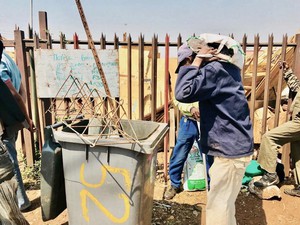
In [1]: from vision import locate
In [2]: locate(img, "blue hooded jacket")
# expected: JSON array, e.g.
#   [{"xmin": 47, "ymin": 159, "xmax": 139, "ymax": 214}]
[{"xmin": 175, "ymin": 61, "xmax": 253, "ymax": 158}]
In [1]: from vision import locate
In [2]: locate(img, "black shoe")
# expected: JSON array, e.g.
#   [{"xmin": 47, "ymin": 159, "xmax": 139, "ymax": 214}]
[
  {"xmin": 254, "ymin": 172, "xmax": 279, "ymax": 187},
  {"xmin": 284, "ymin": 186, "xmax": 300, "ymax": 197},
  {"xmin": 164, "ymin": 185, "xmax": 183, "ymax": 200},
  {"xmin": 20, "ymin": 201, "xmax": 31, "ymax": 212}
]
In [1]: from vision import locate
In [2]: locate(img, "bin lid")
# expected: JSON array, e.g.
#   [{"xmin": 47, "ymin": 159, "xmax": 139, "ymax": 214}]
[{"xmin": 53, "ymin": 119, "xmax": 169, "ymax": 154}]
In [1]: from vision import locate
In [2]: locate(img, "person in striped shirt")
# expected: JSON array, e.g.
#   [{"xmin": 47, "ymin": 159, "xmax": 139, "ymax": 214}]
[{"xmin": 255, "ymin": 61, "xmax": 300, "ymax": 197}]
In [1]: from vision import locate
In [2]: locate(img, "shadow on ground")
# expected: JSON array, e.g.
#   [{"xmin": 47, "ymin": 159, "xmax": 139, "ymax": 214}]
[{"xmin": 152, "ymin": 199, "xmax": 202, "ymax": 225}]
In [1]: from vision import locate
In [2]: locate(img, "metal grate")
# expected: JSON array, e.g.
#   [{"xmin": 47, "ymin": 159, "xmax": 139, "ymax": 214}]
[{"xmin": 46, "ymin": 74, "xmax": 141, "ymax": 147}]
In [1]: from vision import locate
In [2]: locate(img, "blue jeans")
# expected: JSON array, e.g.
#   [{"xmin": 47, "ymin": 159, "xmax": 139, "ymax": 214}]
[
  {"xmin": 3, "ymin": 133, "xmax": 30, "ymax": 209},
  {"xmin": 169, "ymin": 117, "xmax": 204, "ymax": 188}
]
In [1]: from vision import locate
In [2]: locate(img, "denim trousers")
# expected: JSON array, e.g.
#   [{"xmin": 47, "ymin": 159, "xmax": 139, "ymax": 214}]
[
  {"xmin": 3, "ymin": 133, "xmax": 30, "ymax": 209},
  {"xmin": 169, "ymin": 116, "xmax": 201, "ymax": 188}
]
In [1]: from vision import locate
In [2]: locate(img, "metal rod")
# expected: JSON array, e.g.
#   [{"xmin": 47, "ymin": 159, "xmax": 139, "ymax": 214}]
[
  {"xmin": 75, "ymin": 0, "xmax": 122, "ymax": 133},
  {"xmin": 75, "ymin": 0, "xmax": 115, "ymax": 110}
]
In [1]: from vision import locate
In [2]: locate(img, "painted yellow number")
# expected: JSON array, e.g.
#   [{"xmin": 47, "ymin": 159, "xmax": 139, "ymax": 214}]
[{"xmin": 79, "ymin": 163, "xmax": 131, "ymax": 223}]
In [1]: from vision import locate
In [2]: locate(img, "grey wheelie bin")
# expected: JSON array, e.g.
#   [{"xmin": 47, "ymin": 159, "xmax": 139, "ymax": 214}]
[{"xmin": 53, "ymin": 119, "xmax": 168, "ymax": 225}]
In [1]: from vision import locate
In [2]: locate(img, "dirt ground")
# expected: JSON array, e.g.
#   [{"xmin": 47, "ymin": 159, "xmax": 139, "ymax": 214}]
[{"xmin": 22, "ymin": 152, "xmax": 300, "ymax": 225}]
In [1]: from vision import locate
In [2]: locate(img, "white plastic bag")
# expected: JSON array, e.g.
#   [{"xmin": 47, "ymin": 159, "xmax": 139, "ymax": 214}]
[
  {"xmin": 183, "ymin": 141, "xmax": 206, "ymax": 191},
  {"xmin": 187, "ymin": 33, "xmax": 245, "ymax": 69}
]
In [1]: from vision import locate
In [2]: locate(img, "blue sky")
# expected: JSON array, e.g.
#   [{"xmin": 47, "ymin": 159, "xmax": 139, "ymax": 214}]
[{"xmin": 1, "ymin": 0, "xmax": 300, "ymax": 43}]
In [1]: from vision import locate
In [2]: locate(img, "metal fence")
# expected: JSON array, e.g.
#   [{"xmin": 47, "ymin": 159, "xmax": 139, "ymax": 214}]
[{"xmin": 2, "ymin": 11, "xmax": 300, "ymax": 177}]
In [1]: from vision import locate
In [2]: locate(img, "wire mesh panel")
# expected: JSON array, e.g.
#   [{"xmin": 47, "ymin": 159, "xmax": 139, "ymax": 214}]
[{"xmin": 46, "ymin": 74, "xmax": 141, "ymax": 147}]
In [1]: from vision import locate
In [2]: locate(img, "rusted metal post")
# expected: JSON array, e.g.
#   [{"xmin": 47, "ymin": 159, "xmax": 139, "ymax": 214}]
[
  {"xmin": 241, "ymin": 34, "xmax": 247, "ymax": 83},
  {"xmin": 249, "ymin": 35, "xmax": 259, "ymax": 122},
  {"xmin": 100, "ymin": 33, "xmax": 106, "ymax": 49},
  {"xmin": 138, "ymin": 34, "xmax": 145, "ymax": 120},
  {"xmin": 38, "ymin": 11, "xmax": 53, "ymax": 135},
  {"xmin": 293, "ymin": 33, "xmax": 300, "ymax": 80},
  {"xmin": 14, "ymin": 29, "xmax": 35, "ymax": 166},
  {"xmin": 164, "ymin": 34, "xmax": 170, "ymax": 182},
  {"xmin": 38, "ymin": 11, "xmax": 48, "ymax": 49},
  {"xmin": 114, "ymin": 34, "xmax": 121, "ymax": 119},
  {"xmin": 261, "ymin": 34, "xmax": 273, "ymax": 135},
  {"xmin": 27, "ymin": 24, "xmax": 43, "ymax": 152},
  {"xmin": 60, "ymin": 32, "xmax": 66, "ymax": 49},
  {"xmin": 151, "ymin": 35, "xmax": 158, "ymax": 121},
  {"xmin": 175, "ymin": 34, "xmax": 182, "ymax": 131},
  {"xmin": 114, "ymin": 33, "xmax": 119, "ymax": 50},
  {"xmin": 73, "ymin": 33, "xmax": 79, "ymax": 49},
  {"xmin": 100, "ymin": 34, "xmax": 108, "ymax": 116},
  {"xmin": 127, "ymin": 34, "xmax": 132, "ymax": 119},
  {"xmin": 274, "ymin": 35, "xmax": 287, "ymax": 128},
  {"xmin": 33, "ymin": 32, "xmax": 46, "ymax": 147}
]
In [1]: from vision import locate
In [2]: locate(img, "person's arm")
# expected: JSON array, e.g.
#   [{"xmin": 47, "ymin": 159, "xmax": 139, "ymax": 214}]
[
  {"xmin": 173, "ymin": 99, "xmax": 198, "ymax": 116},
  {"xmin": 175, "ymin": 43, "xmax": 221, "ymax": 103},
  {"xmin": 4, "ymin": 80, "xmax": 35, "ymax": 132},
  {"xmin": 175, "ymin": 62, "xmax": 220, "ymax": 103},
  {"xmin": 280, "ymin": 61, "xmax": 300, "ymax": 93},
  {"xmin": 283, "ymin": 69, "xmax": 300, "ymax": 93},
  {"xmin": 191, "ymin": 42, "xmax": 218, "ymax": 67},
  {"xmin": 192, "ymin": 56, "xmax": 205, "ymax": 68}
]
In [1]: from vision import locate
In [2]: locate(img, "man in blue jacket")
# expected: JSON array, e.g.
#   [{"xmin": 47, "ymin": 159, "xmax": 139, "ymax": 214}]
[{"xmin": 175, "ymin": 34, "xmax": 253, "ymax": 225}]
